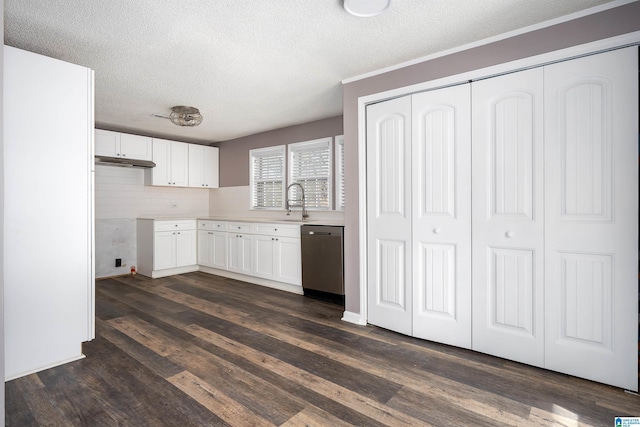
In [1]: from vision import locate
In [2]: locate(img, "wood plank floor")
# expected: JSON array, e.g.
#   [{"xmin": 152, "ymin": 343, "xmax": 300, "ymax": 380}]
[{"xmin": 6, "ymin": 272, "xmax": 640, "ymax": 426}]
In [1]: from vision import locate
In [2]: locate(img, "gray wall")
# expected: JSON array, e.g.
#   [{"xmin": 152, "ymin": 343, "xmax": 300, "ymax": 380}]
[
  {"xmin": 212, "ymin": 116, "xmax": 343, "ymax": 187},
  {"xmin": 342, "ymin": 2, "xmax": 640, "ymax": 315}
]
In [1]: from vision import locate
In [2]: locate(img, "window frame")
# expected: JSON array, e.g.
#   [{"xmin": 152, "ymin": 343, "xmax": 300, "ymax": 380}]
[
  {"xmin": 287, "ymin": 137, "xmax": 333, "ymax": 211},
  {"xmin": 334, "ymin": 135, "xmax": 345, "ymax": 211},
  {"xmin": 249, "ymin": 145, "xmax": 286, "ymax": 210}
]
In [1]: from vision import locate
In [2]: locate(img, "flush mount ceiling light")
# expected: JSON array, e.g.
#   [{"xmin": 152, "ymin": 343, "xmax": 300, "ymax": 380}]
[
  {"xmin": 151, "ymin": 106, "xmax": 203, "ymax": 127},
  {"xmin": 343, "ymin": 0, "xmax": 391, "ymax": 17},
  {"xmin": 169, "ymin": 106, "xmax": 203, "ymax": 127}
]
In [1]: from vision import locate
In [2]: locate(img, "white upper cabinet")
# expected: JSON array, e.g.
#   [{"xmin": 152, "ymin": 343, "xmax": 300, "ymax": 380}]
[
  {"xmin": 95, "ymin": 129, "xmax": 152, "ymax": 160},
  {"xmin": 188, "ymin": 144, "xmax": 219, "ymax": 188},
  {"xmin": 148, "ymin": 138, "xmax": 189, "ymax": 187}
]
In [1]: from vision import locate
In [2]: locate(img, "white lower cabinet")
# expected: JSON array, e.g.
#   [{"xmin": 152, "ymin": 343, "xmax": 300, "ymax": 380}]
[
  {"xmin": 365, "ymin": 47, "xmax": 638, "ymax": 391},
  {"xmin": 227, "ymin": 222, "xmax": 254, "ymax": 275},
  {"xmin": 137, "ymin": 219, "xmax": 198, "ymax": 278},
  {"xmin": 197, "ymin": 221, "xmax": 228, "ymax": 269},
  {"xmin": 197, "ymin": 220, "xmax": 302, "ymax": 289},
  {"xmin": 253, "ymin": 224, "xmax": 301, "ymax": 285}
]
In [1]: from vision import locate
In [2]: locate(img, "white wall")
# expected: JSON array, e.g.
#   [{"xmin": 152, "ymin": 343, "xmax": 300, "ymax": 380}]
[
  {"xmin": 95, "ymin": 165, "xmax": 209, "ymax": 277},
  {"xmin": 209, "ymin": 185, "xmax": 345, "ymax": 223}
]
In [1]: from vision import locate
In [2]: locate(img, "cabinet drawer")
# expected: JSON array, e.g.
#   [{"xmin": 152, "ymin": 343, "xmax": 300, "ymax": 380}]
[
  {"xmin": 155, "ymin": 220, "xmax": 196, "ymax": 232},
  {"xmin": 198, "ymin": 220, "xmax": 227, "ymax": 231},
  {"xmin": 254, "ymin": 223, "xmax": 300, "ymax": 238},
  {"xmin": 228, "ymin": 222, "xmax": 254, "ymax": 234}
]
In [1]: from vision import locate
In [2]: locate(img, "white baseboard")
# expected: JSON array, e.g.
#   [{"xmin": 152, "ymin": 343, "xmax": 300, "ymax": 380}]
[
  {"xmin": 5, "ymin": 354, "xmax": 86, "ymax": 382},
  {"xmin": 341, "ymin": 310, "xmax": 367, "ymax": 325},
  {"xmin": 198, "ymin": 266, "xmax": 304, "ymax": 295},
  {"xmin": 150, "ymin": 265, "xmax": 199, "ymax": 278}
]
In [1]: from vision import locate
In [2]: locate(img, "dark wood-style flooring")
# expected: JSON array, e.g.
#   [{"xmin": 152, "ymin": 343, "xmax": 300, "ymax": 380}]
[{"xmin": 6, "ymin": 272, "xmax": 640, "ymax": 426}]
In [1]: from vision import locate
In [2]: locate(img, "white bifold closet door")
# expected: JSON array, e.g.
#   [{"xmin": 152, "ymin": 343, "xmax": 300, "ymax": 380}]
[
  {"xmin": 471, "ymin": 67, "xmax": 545, "ymax": 367},
  {"xmin": 544, "ymin": 47, "xmax": 638, "ymax": 391},
  {"xmin": 367, "ymin": 96, "xmax": 413, "ymax": 336},
  {"xmin": 411, "ymin": 85, "xmax": 472, "ymax": 348},
  {"xmin": 366, "ymin": 85, "xmax": 472, "ymax": 345}
]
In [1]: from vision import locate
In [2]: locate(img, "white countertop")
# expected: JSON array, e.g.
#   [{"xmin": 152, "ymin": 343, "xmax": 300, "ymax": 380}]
[{"xmin": 138, "ymin": 216, "xmax": 344, "ymax": 226}]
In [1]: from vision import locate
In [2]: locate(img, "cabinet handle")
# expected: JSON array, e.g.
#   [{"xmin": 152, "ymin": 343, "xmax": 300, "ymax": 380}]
[
  {"xmin": 116, "ymin": 153, "xmax": 120, "ymax": 157},
  {"xmin": 505, "ymin": 231, "xmax": 514, "ymax": 238},
  {"xmin": 177, "ymin": 232, "xmax": 181, "ymax": 234},
  {"xmin": 122, "ymin": 154, "xmax": 126, "ymax": 157},
  {"xmin": 274, "ymin": 228, "xmax": 278, "ymax": 231},
  {"xmin": 433, "ymin": 228, "xmax": 441, "ymax": 234}
]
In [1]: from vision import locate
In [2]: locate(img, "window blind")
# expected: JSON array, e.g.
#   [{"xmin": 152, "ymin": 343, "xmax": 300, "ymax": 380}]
[
  {"xmin": 335, "ymin": 135, "xmax": 345, "ymax": 211},
  {"xmin": 250, "ymin": 146, "xmax": 285, "ymax": 209},
  {"xmin": 288, "ymin": 138, "xmax": 332, "ymax": 210}
]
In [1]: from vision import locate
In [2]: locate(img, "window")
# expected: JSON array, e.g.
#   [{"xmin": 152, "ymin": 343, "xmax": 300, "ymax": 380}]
[
  {"xmin": 288, "ymin": 138, "xmax": 332, "ymax": 210},
  {"xmin": 250, "ymin": 145, "xmax": 285, "ymax": 209},
  {"xmin": 335, "ymin": 135, "xmax": 345, "ymax": 211}
]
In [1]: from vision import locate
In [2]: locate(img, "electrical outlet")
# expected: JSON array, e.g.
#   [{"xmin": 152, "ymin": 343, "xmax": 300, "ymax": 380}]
[{"xmin": 115, "ymin": 258, "xmax": 122, "ymax": 267}]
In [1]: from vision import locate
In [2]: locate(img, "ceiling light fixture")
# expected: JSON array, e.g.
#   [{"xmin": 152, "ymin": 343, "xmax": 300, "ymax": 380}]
[
  {"xmin": 169, "ymin": 106, "xmax": 203, "ymax": 127},
  {"xmin": 343, "ymin": 0, "xmax": 391, "ymax": 17}
]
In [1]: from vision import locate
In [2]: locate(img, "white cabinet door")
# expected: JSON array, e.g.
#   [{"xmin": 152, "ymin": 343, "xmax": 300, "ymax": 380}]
[
  {"xmin": 229, "ymin": 234, "xmax": 253, "ymax": 275},
  {"xmin": 170, "ymin": 140, "xmax": 189, "ymax": 187},
  {"xmin": 151, "ymin": 138, "xmax": 172, "ymax": 186},
  {"xmin": 188, "ymin": 144, "xmax": 206, "ymax": 188},
  {"xmin": 544, "ymin": 47, "xmax": 638, "ymax": 391},
  {"xmin": 95, "ymin": 129, "xmax": 120, "ymax": 157},
  {"xmin": 204, "ymin": 146, "xmax": 220, "ymax": 188},
  {"xmin": 411, "ymin": 84, "xmax": 472, "ymax": 349},
  {"xmin": 198, "ymin": 230, "xmax": 212, "ymax": 267},
  {"xmin": 472, "ymin": 67, "xmax": 545, "ymax": 367},
  {"xmin": 366, "ymin": 95, "xmax": 413, "ymax": 336},
  {"xmin": 176, "ymin": 229, "xmax": 196, "ymax": 267},
  {"xmin": 188, "ymin": 145, "xmax": 218, "ymax": 188},
  {"xmin": 210, "ymin": 231, "xmax": 228, "ymax": 270},
  {"xmin": 154, "ymin": 231, "xmax": 176, "ymax": 270},
  {"xmin": 254, "ymin": 235, "xmax": 277, "ymax": 280},
  {"xmin": 275, "ymin": 237, "xmax": 301, "ymax": 286},
  {"xmin": 151, "ymin": 138, "xmax": 189, "ymax": 186},
  {"xmin": 120, "ymin": 133, "xmax": 152, "ymax": 160},
  {"xmin": 96, "ymin": 130, "xmax": 152, "ymax": 160}
]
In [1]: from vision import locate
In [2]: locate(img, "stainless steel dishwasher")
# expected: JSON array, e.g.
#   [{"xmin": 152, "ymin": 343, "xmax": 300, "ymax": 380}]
[{"xmin": 300, "ymin": 225, "xmax": 344, "ymax": 301}]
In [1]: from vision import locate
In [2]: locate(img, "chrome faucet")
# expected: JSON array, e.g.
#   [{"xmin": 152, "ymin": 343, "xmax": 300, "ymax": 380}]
[{"xmin": 285, "ymin": 182, "xmax": 309, "ymax": 221}]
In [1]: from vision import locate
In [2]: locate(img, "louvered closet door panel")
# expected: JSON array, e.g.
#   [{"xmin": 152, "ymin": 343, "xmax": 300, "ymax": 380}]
[
  {"xmin": 472, "ymin": 68, "xmax": 545, "ymax": 367},
  {"xmin": 411, "ymin": 84, "xmax": 472, "ymax": 348},
  {"xmin": 544, "ymin": 47, "xmax": 638, "ymax": 391},
  {"xmin": 367, "ymin": 96, "xmax": 413, "ymax": 335}
]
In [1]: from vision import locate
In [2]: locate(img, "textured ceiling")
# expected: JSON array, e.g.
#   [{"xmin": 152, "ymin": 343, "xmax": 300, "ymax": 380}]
[{"xmin": 5, "ymin": 0, "xmax": 615, "ymax": 144}]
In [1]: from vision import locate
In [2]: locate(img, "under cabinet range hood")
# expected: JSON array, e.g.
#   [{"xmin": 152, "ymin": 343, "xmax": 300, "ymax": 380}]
[{"xmin": 94, "ymin": 155, "xmax": 156, "ymax": 168}]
